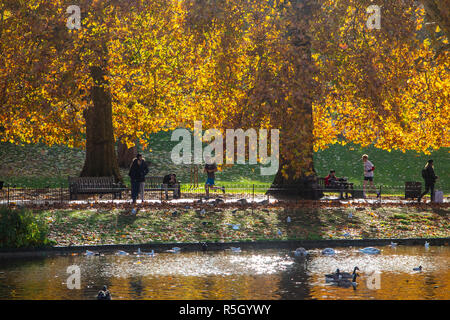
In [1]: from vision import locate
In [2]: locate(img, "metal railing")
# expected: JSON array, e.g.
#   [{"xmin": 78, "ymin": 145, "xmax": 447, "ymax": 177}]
[{"xmin": 0, "ymin": 182, "xmax": 447, "ymax": 207}]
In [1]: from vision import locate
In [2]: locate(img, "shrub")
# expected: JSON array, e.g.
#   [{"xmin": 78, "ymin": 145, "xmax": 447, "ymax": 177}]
[
  {"xmin": 392, "ymin": 213, "xmax": 408, "ymax": 220},
  {"xmin": 0, "ymin": 206, "xmax": 55, "ymax": 248}
]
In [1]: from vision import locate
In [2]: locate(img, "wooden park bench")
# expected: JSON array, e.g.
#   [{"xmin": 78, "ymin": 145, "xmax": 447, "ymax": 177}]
[
  {"xmin": 317, "ymin": 177, "xmax": 355, "ymax": 199},
  {"xmin": 405, "ymin": 181, "xmax": 421, "ymax": 200},
  {"xmin": 144, "ymin": 176, "xmax": 180, "ymax": 200},
  {"xmin": 68, "ymin": 176, "xmax": 125, "ymax": 200}
]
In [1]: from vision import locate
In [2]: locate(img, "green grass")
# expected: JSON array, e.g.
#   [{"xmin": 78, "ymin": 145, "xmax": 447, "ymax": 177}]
[
  {"xmin": 36, "ymin": 205, "xmax": 449, "ymax": 246},
  {"xmin": 0, "ymin": 130, "xmax": 448, "ymax": 193}
]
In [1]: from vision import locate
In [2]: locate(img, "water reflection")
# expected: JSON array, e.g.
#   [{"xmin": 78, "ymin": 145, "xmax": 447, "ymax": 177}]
[{"xmin": 0, "ymin": 246, "xmax": 448, "ymax": 300}]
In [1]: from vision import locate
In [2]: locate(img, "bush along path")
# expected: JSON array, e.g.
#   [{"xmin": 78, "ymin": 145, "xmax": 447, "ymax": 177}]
[
  {"xmin": 23, "ymin": 202, "xmax": 449, "ymax": 247},
  {"xmin": 0, "ymin": 207, "xmax": 56, "ymax": 248}
]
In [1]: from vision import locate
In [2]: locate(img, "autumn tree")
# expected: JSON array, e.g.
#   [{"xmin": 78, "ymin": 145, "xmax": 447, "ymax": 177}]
[
  {"xmin": 0, "ymin": 0, "xmax": 193, "ymax": 182},
  {"xmin": 0, "ymin": 0, "xmax": 448, "ymax": 198}
]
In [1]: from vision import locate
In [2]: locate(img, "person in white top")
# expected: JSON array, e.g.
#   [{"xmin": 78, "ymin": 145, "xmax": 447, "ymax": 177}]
[{"xmin": 362, "ymin": 154, "xmax": 380, "ymax": 198}]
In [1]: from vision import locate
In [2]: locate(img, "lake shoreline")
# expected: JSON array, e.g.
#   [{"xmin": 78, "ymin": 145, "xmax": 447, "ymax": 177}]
[{"xmin": 0, "ymin": 237, "xmax": 448, "ymax": 259}]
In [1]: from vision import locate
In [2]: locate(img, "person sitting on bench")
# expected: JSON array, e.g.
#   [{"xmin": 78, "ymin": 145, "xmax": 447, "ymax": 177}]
[
  {"xmin": 325, "ymin": 170, "xmax": 340, "ymax": 188},
  {"xmin": 163, "ymin": 174, "xmax": 180, "ymax": 199},
  {"xmin": 325, "ymin": 170, "xmax": 348, "ymax": 199}
]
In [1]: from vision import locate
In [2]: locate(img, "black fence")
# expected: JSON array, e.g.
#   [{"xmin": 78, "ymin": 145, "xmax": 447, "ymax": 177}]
[{"xmin": 0, "ymin": 182, "xmax": 447, "ymax": 207}]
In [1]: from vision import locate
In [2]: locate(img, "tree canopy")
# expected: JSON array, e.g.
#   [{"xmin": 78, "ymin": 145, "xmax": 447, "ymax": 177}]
[{"xmin": 0, "ymin": 0, "xmax": 448, "ymax": 182}]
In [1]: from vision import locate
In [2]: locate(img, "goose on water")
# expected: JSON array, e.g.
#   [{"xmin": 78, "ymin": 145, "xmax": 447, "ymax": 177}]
[
  {"xmin": 230, "ymin": 247, "xmax": 241, "ymax": 253},
  {"xmin": 97, "ymin": 285, "xmax": 112, "ymax": 300},
  {"xmin": 338, "ymin": 266, "xmax": 360, "ymax": 279},
  {"xmin": 330, "ymin": 273, "xmax": 359, "ymax": 289},
  {"xmin": 135, "ymin": 248, "xmax": 155, "ymax": 256},
  {"xmin": 413, "ymin": 266, "xmax": 423, "ymax": 272},
  {"xmin": 166, "ymin": 247, "xmax": 181, "ymax": 253},
  {"xmin": 294, "ymin": 247, "xmax": 308, "ymax": 257},
  {"xmin": 322, "ymin": 248, "xmax": 336, "ymax": 256},
  {"xmin": 359, "ymin": 247, "xmax": 381, "ymax": 254},
  {"xmin": 85, "ymin": 250, "xmax": 100, "ymax": 256},
  {"xmin": 325, "ymin": 267, "xmax": 359, "ymax": 281},
  {"xmin": 115, "ymin": 250, "xmax": 129, "ymax": 256}
]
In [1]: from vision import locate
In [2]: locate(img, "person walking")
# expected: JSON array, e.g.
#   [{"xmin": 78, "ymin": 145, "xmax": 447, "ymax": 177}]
[
  {"xmin": 204, "ymin": 157, "xmax": 225, "ymax": 199},
  {"xmin": 362, "ymin": 154, "xmax": 380, "ymax": 198},
  {"xmin": 129, "ymin": 154, "xmax": 149, "ymax": 204},
  {"xmin": 419, "ymin": 159, "xmax": 438, "ymax": 203}
]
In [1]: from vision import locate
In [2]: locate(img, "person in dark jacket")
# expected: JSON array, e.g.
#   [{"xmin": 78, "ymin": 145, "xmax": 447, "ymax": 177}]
[
  {"xmin": 129, "ymin": 154, "xmax": 149, "ymax": 204},
  {"xmin": 419, "ymin": 159, "xmax": 438, "ymax": 203},
  {"xmin": 163, "ymin": 174, "xmax": 180, "ymax": 199}
]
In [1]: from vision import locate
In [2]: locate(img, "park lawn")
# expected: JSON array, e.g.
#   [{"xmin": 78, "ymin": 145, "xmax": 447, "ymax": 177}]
[
  {"xmin": 0, "ymin": 130, "xmax": 448, "ymax": 193},
  {"xmin": 38, "ymin": 205, "xmax": 449, "ymax": 246}
]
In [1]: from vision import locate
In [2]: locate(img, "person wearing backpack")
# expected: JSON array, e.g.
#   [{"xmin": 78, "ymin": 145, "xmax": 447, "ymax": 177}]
[{"xmin": 419, "ymin": 159, "xmax": 438, "ymax": 203}]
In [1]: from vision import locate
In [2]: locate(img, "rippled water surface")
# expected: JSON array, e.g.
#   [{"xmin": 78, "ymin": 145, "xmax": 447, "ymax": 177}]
[{"xmin": 0, "ymin": 246, "xmax": 448, "ymax": 300}]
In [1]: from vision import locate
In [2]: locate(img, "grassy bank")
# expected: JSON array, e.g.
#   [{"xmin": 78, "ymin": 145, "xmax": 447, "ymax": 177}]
[
  {"xmin": 0, "ymin": 131, "xmax": 448, "ymax": 193},
  {"xmin": 36, "ymin": 204, "xmax": 449, "ymax": 246}
]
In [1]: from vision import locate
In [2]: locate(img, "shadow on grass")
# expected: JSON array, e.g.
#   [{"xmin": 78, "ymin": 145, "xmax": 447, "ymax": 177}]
[{"xmin": 430, "ymin": 207, "xmax": 449, "ymax": 217}]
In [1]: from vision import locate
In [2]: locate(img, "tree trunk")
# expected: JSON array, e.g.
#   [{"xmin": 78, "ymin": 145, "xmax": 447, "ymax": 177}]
[
  {"xmin": 117, "ymin": 138, "xmax": 137, "ymax": 169},
  {"xmin": 80, "ymin": 66, "xmax": 122, "ymax": 182},
  {"xmin": 267, "ymin": 0, "xmax": 320, "ymax": 200}
]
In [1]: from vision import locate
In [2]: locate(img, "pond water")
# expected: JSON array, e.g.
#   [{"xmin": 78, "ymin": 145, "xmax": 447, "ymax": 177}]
[{"xmin": 0, "ymin": 246, "xmax": 448, "ymax": 300}]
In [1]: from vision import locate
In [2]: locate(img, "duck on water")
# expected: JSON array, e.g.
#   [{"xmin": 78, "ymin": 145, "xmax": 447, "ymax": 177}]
[{"xmin": 325, "ymin": 267, "xmax": 360, "ymax": 282}]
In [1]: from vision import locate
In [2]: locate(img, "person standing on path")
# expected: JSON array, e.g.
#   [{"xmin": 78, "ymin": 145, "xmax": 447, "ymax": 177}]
[
  {"xmin": 362, "ymin": 154, "xmax": 380, "ymax": 198},
  {"xmin": 129, "ymin": 154, "xmax": 149, "ymax": 204},
  {"xmin": 204, "ymin": 157, "xmax": 225, "ymax": 199},
  {"xmin": 419, "ymin": 159, "xmax": 438, "ymax": 203}
]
